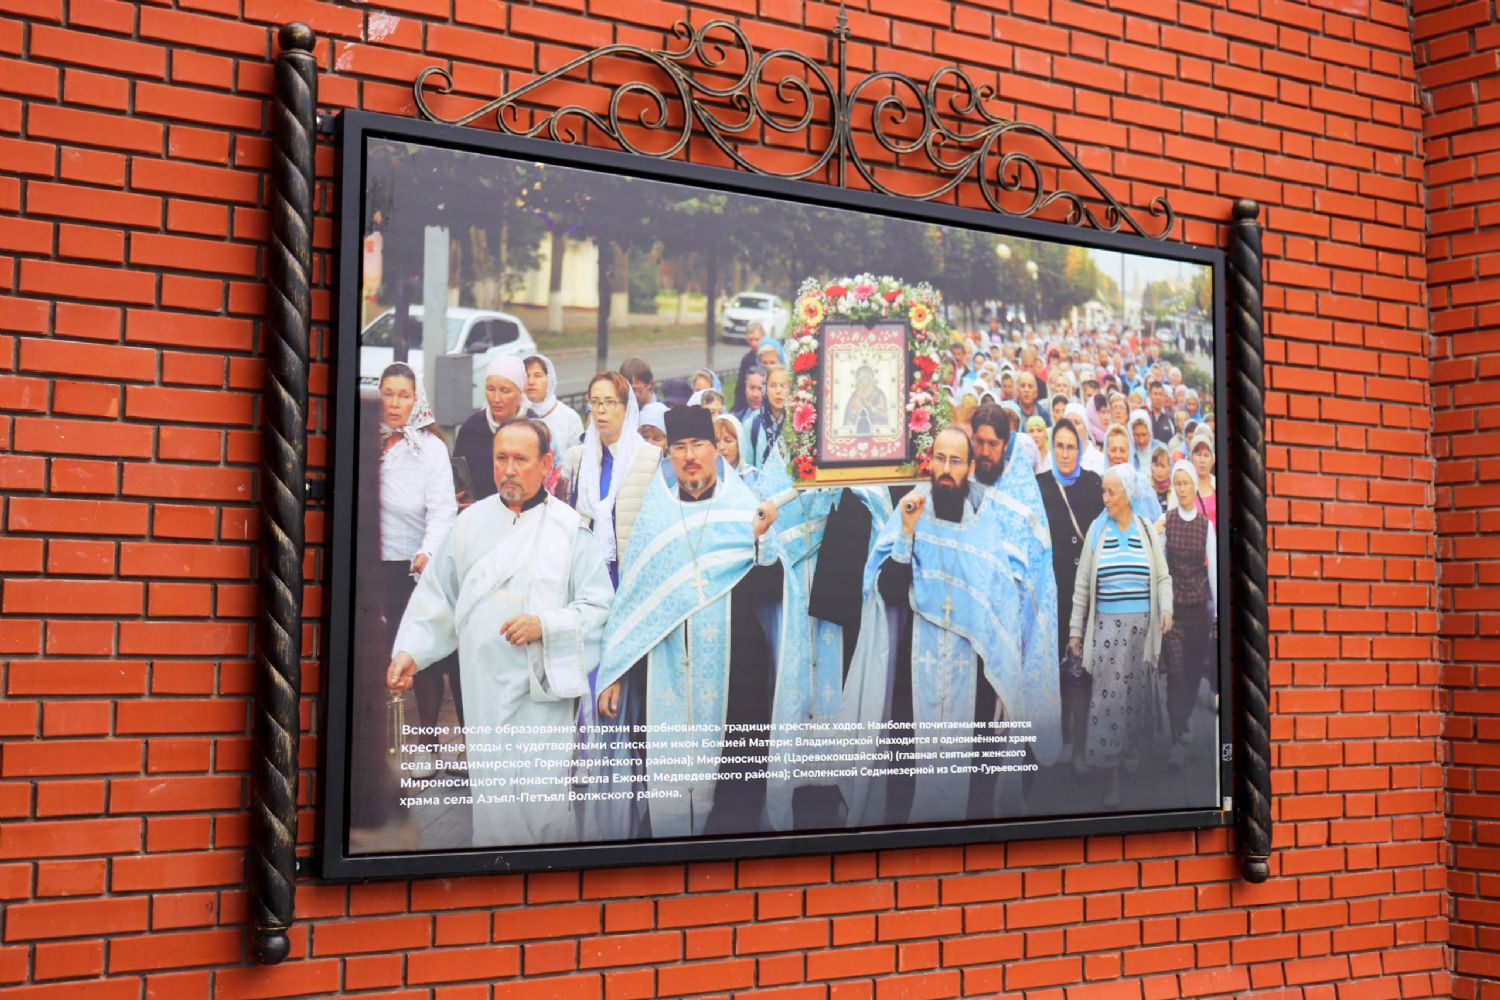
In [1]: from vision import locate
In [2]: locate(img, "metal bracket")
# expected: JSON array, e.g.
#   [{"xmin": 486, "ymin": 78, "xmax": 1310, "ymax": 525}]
[{"xmin": 410, "ymin": 12, "xmax": 1174, "ymax": 240}]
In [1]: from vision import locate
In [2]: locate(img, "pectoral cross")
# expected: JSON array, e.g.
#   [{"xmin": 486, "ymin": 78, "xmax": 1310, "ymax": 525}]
[{"xmin": 692, "ymin": 571, "xmax": 708, "ymax": 605}]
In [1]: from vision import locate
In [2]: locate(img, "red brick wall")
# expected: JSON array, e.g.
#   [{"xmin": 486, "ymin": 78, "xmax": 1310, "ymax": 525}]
[
  {"xmin": 0, "ymin": 0, "xmax": 1456, "ymax": 997},
  {"xmin": 1417, "ymin": 2, "xmax": 1500, "ymax": 996}
]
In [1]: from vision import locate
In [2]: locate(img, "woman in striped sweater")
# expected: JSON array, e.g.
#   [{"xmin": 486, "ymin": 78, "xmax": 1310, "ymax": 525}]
[{"xmin": 1068, "ymin": 464, "xmax": 1174, "ymax": 806}]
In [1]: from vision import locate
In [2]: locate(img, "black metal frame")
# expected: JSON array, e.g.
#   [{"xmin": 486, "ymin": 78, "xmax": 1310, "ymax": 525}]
[{"xmin": 316, "ymin": 108, "xmax": 1233, "ymax": 882}]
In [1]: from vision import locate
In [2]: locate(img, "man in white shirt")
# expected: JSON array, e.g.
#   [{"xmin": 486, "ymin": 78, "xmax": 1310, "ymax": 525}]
[{"xmin": 387, "ymin": 417, "xmax": 614, "ymax": 848}]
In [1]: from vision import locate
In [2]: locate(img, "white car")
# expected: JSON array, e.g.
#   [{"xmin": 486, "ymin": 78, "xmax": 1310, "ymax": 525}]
[
  {"xmin": 719, "ymin": 292, "xmax": 789, "ymax": 343},
  {"xmin": 359, "ymin": 306, "xmax": 537, "ymax": 411}
]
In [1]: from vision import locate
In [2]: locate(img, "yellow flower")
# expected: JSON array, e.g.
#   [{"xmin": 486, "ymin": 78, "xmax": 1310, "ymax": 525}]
[
  {"xmin": 909, "ymin": 302, "xmax": 931, "ymax": 331},
  {"xmin": 798, "ymin": 296, "xmax": 826, "ymax": 328}
]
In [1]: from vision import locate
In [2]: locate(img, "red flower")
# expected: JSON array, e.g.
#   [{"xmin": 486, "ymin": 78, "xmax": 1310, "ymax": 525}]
[
  {"xmin": 853, "ymin": 282, "xmax": 876, "ymax": 300},
  {"xmin": 794, "ymin": 454, "xmax": 816, "ymax": 480},
  {"xmin": 792, "ymin": 404, "xmax": 817, "ymax": 432},
  {"xmin": 914, "ymin": 355, "xmax": 937, "ymax": 376},
  {"xmin": 824, "ymin": 283, "xmax": 848, "ymax": 299},
  {"xmin": 882, "ymin": 288, "xmax": 902, "ymax": 303},
  {"xmin": 793, "ymin": 351, "xmax": 817, "ymax": 372},
  {"xmin": 916, "ymin": 453, "xmax": 931, "ymax": 475},
  {"xmin": 909, "ymin": 408, "xmax": 932, "ymax": 433}
]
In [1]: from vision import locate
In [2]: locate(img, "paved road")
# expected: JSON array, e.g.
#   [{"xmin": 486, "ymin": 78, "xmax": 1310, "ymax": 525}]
[{"xmin": 548, "ymin": 336, "xmax": 749, "ymax": 396}]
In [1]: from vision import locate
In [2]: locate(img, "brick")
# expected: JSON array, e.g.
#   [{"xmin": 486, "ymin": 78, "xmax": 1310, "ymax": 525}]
[
  {"xmin": 4, "ymin": 897, "xmax": 148, "ymax": 940},
  {"xmin": 3, "ymin": 579, "xmax": 141, "ymax": 615},
  {"xmin": 27, "ymin": 181, "xmax": 162, "ymax": 228},
  {"xmin": 19, "ymin": 259, "xmax": 156, "ymax": 305},
  {"xmin": 1, "ymin": 738, "xmax": 141, "ymax": 778},
  {"xmin": 407, "ymin": 944, "xmax": 521, "ymax": 984},
  {"xmin": 14, "ymin": 416, "xmax": 153, "ymax": 458},
  {"xmin": 19, "ymin": 338, "xmax": 157, "ymax": 381}
]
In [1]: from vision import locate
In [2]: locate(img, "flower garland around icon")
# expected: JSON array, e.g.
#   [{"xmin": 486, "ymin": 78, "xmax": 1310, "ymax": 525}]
[{"xmin": 782, "ymin": 274, "xmax": 953, "ymax": 482}]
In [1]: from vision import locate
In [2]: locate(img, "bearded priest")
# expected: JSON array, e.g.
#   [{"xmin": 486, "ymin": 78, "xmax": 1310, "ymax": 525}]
[{"xmin": 838, "ymin": 426, "xmax": 1027, "ymax": 828}]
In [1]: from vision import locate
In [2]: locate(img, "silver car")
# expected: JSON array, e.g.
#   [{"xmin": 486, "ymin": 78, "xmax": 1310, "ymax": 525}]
[
  {"xmin": 719, "ymin": 292, "xmax": 789, "ymax": 343},
  {"xmin": 359, "ymin": 306, "xmax": 537, "ymax": 411}
]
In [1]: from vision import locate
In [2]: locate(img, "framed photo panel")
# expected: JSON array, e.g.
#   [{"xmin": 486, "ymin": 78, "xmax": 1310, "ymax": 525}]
[{"xmin": 320, "ymin": 110, "xmax": 1233, "ymax": 880}]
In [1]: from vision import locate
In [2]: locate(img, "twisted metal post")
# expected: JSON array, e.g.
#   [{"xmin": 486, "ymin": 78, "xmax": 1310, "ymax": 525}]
[
  {"xmin": 1227, "ymin": 199, "xmax": 1271, "ymax": 883},
  {"xmin": 250, "ymin": 21, "xmax": 317, "ymax": 964}
]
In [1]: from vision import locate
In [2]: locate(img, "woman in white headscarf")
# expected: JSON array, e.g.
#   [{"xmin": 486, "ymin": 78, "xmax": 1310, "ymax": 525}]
[
  {"xmin": 1104, "ymin": 423, "xmax": 1163, "ymax": 523},
  {"xmin": 1064, "ymin": 401, "xmax": 1106, "ymax": 475},
  {"xmin": 1128, "ymin": 407, "xmax": 1154, "ymax": 473},
  {"xmin": 523, "ymin": 353, "xmax": 584, "ymax": 454},
  {"xmin": 564, "ymin": 370, "xmax": 661, "ymax": 587},
  {"xmin": 372, "ymin": 361, "xmax": 460, "ymax": 780}
]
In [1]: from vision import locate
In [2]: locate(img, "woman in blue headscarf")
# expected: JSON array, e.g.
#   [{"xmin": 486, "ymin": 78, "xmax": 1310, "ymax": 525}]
[
  {"xmin": 1035, "ymin": 417, "xmax": 1105, "ymax": 770},
  {"xmin": 755, "ymin": 338, "xmax": 787, "ymax": 370}
]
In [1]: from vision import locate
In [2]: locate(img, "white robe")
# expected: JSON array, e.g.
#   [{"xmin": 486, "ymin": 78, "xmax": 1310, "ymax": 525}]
[{"xmin": 392, "ymin": 494, "xmax": 613, "ymax": 848}]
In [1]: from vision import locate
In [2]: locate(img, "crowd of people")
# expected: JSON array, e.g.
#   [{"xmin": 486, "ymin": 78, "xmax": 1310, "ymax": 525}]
[{"xmin": 351, "ymin": 314, "xmax": 1222, "ymax": 849}]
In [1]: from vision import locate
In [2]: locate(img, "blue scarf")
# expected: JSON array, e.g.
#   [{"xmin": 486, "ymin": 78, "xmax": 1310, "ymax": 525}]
[{"xmin": 1050, "ymin": 451, "xmax": 1082, "ymax": 487}]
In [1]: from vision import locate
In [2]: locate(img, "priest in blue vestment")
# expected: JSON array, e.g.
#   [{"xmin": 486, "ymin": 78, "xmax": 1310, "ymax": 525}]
[
  {"xmin": 592, "ymin": 406, "xmax": 808, "ymax": 838},
  {"xmin": 839, "ymin": 427, "xmax": 1027, "ymax": 827},
  {"xmin": 971, "ymin": 403, "xmax": 1064, "ymax": 809}
]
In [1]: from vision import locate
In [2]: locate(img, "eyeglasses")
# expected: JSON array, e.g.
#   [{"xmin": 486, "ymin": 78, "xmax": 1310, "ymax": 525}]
[{"xmin": 586, "ymin": 398, "xmax": 623, "ymax": 412}]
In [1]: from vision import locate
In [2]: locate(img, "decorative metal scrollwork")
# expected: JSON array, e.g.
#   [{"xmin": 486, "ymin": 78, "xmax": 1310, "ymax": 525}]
[{"xmin": 413, "ymin": 15, "xmax": 1175, "ymax": 240}]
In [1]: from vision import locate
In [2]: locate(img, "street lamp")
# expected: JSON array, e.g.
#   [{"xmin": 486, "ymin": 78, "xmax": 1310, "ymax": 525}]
[{"xmin": 1024, "ymin": 259, "xmax": 1039, "ymax": 325}]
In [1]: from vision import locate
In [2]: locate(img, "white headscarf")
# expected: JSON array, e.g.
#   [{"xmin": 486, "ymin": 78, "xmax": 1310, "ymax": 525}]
[
  {"xmin": 576, "ymin": 380, "xmax": 644, "ymax": 564},
  {"xmin": 638, "ymin": 402, "xmax": 668, "ymax": 435},
  {"xmin": 484, "ymin": 355, "xmax": 527, "ymax": 433},
  {"xmin": 1170, "ymin": 459, "xmax": 1200, "ymax": 518},
  {"xmin": 378, "ymin": 366, "xmax": 436, "ymax": 456},
  {"xmin": 1128, "ymin": 407, "xmax": 1154, "ymax": 470},
  {"xmin": 525, "ymin": 353, "xmax": 560, "ymax": 415}
]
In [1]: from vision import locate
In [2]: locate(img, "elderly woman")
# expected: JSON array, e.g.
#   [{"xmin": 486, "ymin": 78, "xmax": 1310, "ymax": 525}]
[
  {"xmin": 564, "ymin": 371, "xmax": 662, "ymax": 587},
  {"xmin": 1107, "ymin": 391, "xmax": 1130, "ymax": 429},
  {"xmin": 373, "ymin": 362, "xmax": 460, "ymax": 778},
  {"xmin": 1104, "ymin": 423, "xmax": 1160, "ymax": 521},
  {"xmin": 1036, "ymin": 418, "xmax": 1104, "ymax": 770},
  {"xmin": 523, "ymin": 353, "xmax": 584, "ymax": 454},
  {"xmin": 1157, "ymin": 459, "xmax": 1217, "ymax": 768},
  {"xmin": 637, "ymin": 401, "xmax": 668, "ymax": 448},
  {"xmin": 1068, "ymin": 464, "xmax": 1173, "ymax": 805}
]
